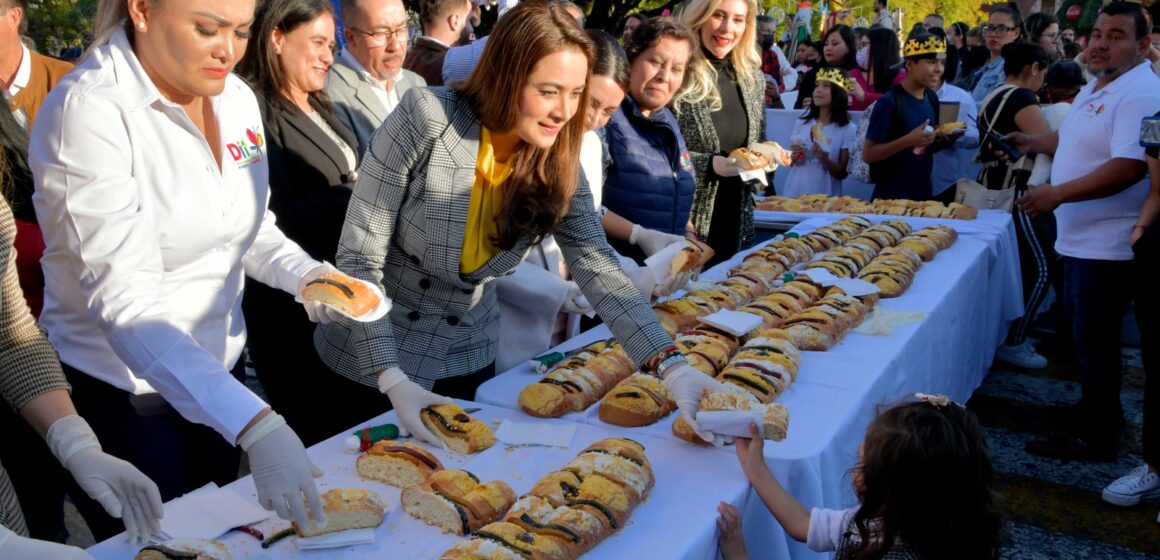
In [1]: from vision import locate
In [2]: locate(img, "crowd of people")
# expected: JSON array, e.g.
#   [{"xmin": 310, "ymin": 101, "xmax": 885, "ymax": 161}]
[{"xmin": 0, "ymin": 0, "xmax": 1157, "ymax": 558}]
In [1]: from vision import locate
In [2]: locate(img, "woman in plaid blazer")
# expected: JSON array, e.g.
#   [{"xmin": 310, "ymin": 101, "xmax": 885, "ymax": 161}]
[{"xmin": 315, "ymin": 1, "xmax": 730, "ymax": 446}]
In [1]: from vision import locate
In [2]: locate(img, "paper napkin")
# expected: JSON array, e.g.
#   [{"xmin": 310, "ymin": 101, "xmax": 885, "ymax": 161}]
[
  {"xmin": 495, "ymin": 419, "xmax": 576, "ymax": 447},
  {"xmin": 159, "ymin": 483, "xmax": 271, "ymax": 540}
]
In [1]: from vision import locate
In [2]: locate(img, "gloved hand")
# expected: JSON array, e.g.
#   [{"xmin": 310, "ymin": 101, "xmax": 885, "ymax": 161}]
[
  {"xmin": 299, "ymin": 262, "xmax": 345, "ymax": 323},
  {"xmin": 620, "ymin": 262, "xmax": 657, "ymax": 301},
  {"xmin": 239, "ymin": 413, "xmax": 326, "ymax": 530},
  {"xmin": 0, "ymin": 523, "xmax": 93, "ymax": 560},
  {"xmin": 654, "ymin": 269, "xmax": 693, "ymax": 298},
  {"xmin": 378, "ymin": 368, "xmax": 454, "ymax": 446},
  {"xmin": 46, "ymin": 415, "xmax": 164, "ymax": 545},
  {"xmin": 630, "ymin": 225, "xmax": 684, "ymax": 257},
  {"xmin": 562, "ymin": 282, "xmax": 594, "ymax": 314},
  {"xmin": 661, "ymin": 363, "xmax": 732, "ymax": 446}
]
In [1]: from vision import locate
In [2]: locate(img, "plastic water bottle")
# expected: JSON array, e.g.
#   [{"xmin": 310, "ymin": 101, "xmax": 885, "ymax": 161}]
[{"xmin": 790, "ymin": 131, "xmax": 805, "ymax": 166}]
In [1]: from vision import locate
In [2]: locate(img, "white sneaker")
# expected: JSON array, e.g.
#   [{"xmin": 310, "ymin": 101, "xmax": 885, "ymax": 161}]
[
  {"xmin": 994, "ymin": 341, "xmax": 1048, "ymax": 369},
  {"xmin": 1101, "ymin": 465, "xmax": 1160, "ymax": 506}
]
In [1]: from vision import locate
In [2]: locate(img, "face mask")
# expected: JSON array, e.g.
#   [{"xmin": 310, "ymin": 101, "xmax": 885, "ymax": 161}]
[{"xmin": 856, "ymin": 46, "xmax": 870, "ymax": 69}]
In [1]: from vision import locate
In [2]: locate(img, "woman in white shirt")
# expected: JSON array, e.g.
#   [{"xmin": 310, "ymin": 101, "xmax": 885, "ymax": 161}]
[{"xmin": 30, "ymin": 0, "xmax": 333, "ymax": 532}]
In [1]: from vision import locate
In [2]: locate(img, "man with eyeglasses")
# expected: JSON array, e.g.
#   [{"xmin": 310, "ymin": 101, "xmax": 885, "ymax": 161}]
[
  {"xmin": 329, "ymin": 0, "xmax": 427, "ymax": 156},
  {"xmin": 968, "ymin": 6, "xmax": 1022, "ymax": 105}
]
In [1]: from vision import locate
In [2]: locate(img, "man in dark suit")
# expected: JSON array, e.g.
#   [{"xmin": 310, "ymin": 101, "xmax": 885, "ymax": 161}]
[
  {"xmin": 404, "ymin": 0, "xmax": 473, "ymax": 85},
  {"xmin": 329, "ymin": 0, "xmax": 427, "ymax": 157}
]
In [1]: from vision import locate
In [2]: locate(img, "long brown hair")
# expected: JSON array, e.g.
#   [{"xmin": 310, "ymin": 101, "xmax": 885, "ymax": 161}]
[
  {"xmin": 456, "ymin": 0, "xmax": 594, "ymax": 249},
  {"xmin": 237, "ymin": 0, "xmax": 337, "ymax": 119},
  {"xmin": 850, "ymin": 400, "xmax": 1004, "ymax": 560}
]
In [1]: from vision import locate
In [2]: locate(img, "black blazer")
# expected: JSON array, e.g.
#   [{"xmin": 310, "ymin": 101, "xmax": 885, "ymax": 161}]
[{"xmin": 260, "ymin": 95, "xmax": 360, "ymax": 262}]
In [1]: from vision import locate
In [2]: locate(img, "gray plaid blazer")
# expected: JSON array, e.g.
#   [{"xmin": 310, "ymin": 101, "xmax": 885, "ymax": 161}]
[
  {"xmin": 314, "ymin": 87, "xmax": 675, "ymax": 389},
  {"xmin": 1, "ymin": 198, "xmax": 70, "ymax": 535}
]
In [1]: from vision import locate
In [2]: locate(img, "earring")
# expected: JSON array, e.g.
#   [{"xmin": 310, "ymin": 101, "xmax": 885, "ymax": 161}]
[{"xmin": 136, "ymin": 22, "xmax": 146, "ymax": 30}]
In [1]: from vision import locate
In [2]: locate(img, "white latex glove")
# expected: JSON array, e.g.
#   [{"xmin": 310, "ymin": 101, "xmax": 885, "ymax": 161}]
[
  {"xmin": 239, "ymin": 413, "xmax": 326, "ymax": 530},
  {"xmin": 299, "ymin": 262, "xmax": 345, "ymax": 324},
  {"xmin": 46, "ymin": 415, "xmax": 164, "ymax": 545},
  {"xmin": 621, "ymin": 262, "xmax": 657, "ymax": 301},
  {"xmin": 630, "ymin": 225, "xmax": 685, "ymax": 257},
  {"xmin": 562, "ymin": 282, "xmax": 594, "ymax": 314},
  {"xmin": 378, "ymin": 367, "xmax": 454, "ymax": 446},
  {"xmin": 662, "ymin": 364, "xmax": 732, "ymax": 446},
  {"xmin": 0, "ymin": 524, "xmax": 92, "ymax": 560},
  {"xmin": 711, "ymin": 155, "xmax": 742, "ymax": 177},
  {"xmin": 654, "ymin": 269, "xmax": 693, "ymax": 298}
]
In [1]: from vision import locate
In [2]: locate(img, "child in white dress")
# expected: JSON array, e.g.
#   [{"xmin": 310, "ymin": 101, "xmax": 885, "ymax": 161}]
[{"xmin": 782, "ymin": 68, "xmax": 856, "ymax": 197}]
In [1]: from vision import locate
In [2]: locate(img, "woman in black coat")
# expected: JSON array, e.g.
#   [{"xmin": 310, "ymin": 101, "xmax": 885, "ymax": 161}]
[{"xmin": 237, "ymin": 0, "xmax": 375, "ymax": 445}]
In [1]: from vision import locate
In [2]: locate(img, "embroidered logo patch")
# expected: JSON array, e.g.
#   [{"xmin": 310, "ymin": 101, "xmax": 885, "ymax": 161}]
[
  {"xmin": 679, "ymin": 150, "xmax": 693, "ymax": 173},
  {"xmin": 1083, "ymin": 103, "xmax": 1106, "ymax": 118},
  {"xmin": 228, "ymin": 128, "xmax": 264, "ymax": 168}
]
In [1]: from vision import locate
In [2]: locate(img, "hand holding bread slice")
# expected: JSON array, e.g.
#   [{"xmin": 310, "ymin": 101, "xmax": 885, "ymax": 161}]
[
  {"xmin": 746, "ymin": 141, "xmax": 793, "ymax": 169},
  {"xmin": 299, "ymin": 269, "xmax": 388, "ymax": 320}
]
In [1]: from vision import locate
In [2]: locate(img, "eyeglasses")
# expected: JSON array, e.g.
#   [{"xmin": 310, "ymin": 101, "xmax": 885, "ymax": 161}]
[
  {"xmin": 982, "ymin": 24, "xmax": 1017, "ymax": 35},
  {"xmin": 348, "ymin": 26, "xmax": 408, "ymax": 46}
]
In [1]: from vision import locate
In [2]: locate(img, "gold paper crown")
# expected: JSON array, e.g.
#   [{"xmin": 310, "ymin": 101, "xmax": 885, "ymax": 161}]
[
  {"xmin": 903, "ymin": 36, "xmax": 947, "ymax": 58},
  {"xmin": 816, "ymin": 67, "xmax": 851, "ymax": 91}
]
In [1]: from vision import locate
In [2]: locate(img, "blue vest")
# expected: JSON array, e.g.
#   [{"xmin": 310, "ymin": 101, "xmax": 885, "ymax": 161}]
[{"xmin": 602, "ymin": 97, "xmax": 696, "ymax": 257}]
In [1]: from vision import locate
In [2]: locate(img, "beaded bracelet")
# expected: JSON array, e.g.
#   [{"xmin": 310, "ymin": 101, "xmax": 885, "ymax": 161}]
[{"xmin": 643, "ymin": 345, "xmax": 684, "ymax": 378}]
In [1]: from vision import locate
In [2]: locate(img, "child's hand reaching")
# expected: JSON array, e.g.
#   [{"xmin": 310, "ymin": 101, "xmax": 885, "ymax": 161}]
[
  {"xmin": 717, "ymin": 502, "xmax": 750, "ymax": 560},
  {"xmin": 735, "ymin": 422, "xmax": 768, "ymax": 481}
]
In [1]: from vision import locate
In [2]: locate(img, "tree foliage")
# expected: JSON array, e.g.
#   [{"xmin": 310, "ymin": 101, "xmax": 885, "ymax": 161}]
[
  {"xmin": 585, "ymin": 0, "xmax": 689, "ymax": 33},
  {"xmin": 753, "ymin": 0, "xmax": 984, "ymax": 35},
  {"xmin": 25, "ymin": 0, "xmax": 97, "ymax": 57}
]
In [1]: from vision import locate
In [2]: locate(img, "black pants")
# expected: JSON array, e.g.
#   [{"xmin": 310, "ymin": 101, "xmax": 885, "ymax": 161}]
[
  {"xmin": 431, "ymin": 363, "xmax": 497, "ymax": 401},
  {"xmin": 62, "ymin": 363, "xmax": 243, "ymax": 541},
  {"xmin": 1006, "ymin": 203, "xmax": 1057, "ymax": 346},
  {"xmin": 243, "ymin": 282, "xmax": 391, "ymax": 446},
  {"xmin": 705, "ymin": 176, "xmax": 754, "ymax": 268},
  {"xmin": 1063, "ymin": 257, "xmax": 1135, "ymax": 444},
  {"xmin": 1135, "ymin": 222, "xmax": 1159, "ymax": 467},
  {"xmin": 0, "ymin": 398, "xmax": 72, "ymax": 541}
]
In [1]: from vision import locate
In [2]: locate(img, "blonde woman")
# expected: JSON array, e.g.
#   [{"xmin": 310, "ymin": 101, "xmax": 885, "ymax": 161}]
[{"xmin": 675, "ymin": 0, "xmax": 766, "ymax": 266}]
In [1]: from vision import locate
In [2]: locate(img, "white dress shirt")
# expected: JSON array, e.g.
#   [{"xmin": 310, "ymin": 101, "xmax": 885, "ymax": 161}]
[
  {"xmin": 29, "ymin": 29, "xmax": 319, "ymax": 442},
  {"xmin": 4, "ymin": 43, "xmax": 31, "ymax": 128},
  {"xmin": 340, "ymin": 49, "xmax": 399, "ymax": 114}
]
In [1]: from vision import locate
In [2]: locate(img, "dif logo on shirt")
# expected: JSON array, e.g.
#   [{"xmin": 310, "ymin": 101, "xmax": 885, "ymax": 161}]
[
  {"xmin": 228, "ymin": 128, "xmax": 264, "ymax": 168},
  {"xmin": 1083, "ymin": 103, "xmax": 1106, "ymax": 118}
]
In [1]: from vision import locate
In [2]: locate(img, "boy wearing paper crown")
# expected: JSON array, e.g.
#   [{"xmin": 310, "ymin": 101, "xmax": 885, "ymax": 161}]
[{"xmin": 861, "ymin": 33, "xmax": 965, "ymax": 200}]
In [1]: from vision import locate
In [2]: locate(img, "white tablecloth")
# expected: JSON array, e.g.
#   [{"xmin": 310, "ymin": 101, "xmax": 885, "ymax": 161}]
[
  {"xmin": 475, "ymin": 213, "xmax": 1023, "ymax": 559},
  {"xmin": 87, "ymin": 401, "xmax": 751, "ymax": 560}
]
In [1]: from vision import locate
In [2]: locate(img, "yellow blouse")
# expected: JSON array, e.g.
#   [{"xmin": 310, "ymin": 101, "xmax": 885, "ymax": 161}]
[{"xmin": 460, "ymin": 127, "xmax": 514, "ymax": 274}]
